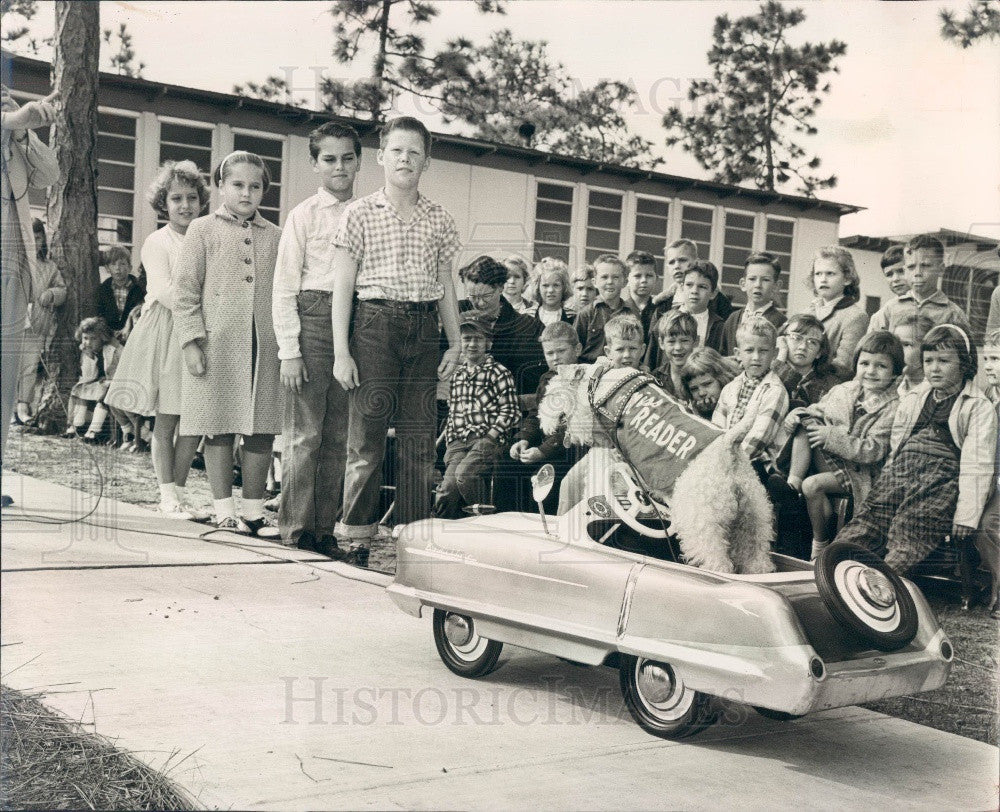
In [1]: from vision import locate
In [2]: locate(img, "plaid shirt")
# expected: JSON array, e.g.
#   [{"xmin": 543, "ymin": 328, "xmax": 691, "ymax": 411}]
[
  {"xmin": 714, "ymin": 370, "xmax": 789, "ymax": 460},
  {"xmin": 335, "ymin": 187, "xmax": 461, "ymax": 302},
  {"xmin": 445, "ymin": 356, "xmax": 520, "ymax": 445}
]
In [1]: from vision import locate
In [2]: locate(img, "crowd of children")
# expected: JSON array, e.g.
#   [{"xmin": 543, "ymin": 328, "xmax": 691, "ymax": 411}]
[{"xmin": 20, "ymin": 114, "xmax": 997, "ymax": 613}]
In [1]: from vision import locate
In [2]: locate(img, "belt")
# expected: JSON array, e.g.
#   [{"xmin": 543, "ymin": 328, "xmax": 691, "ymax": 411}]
[{"xmin": 360, "ymin": 298, "xmax": 438, "ymax": 313}]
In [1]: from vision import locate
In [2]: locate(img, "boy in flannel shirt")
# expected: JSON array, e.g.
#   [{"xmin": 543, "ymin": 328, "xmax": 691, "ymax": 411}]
[
  {"xmin": 331, "ymin": 117, "xmax": 463, "ymax": 565},
  {"xmin": 434, "ymin": 310, "xmax": 520, "ymax": 518},
  {"xmin": 713, "ymin": 315, "xmax": 789, "ymax": 467}
]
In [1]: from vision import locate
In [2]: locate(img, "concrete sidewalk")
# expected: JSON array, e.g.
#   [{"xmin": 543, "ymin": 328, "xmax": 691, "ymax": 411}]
[{"xmin": 2, "ymin": 473, "xmax": 997, "ymax": 810}]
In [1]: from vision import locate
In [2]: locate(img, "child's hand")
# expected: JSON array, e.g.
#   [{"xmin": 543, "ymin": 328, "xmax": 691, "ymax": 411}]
[
  {"xmin": 804, "ymin": 421, "xmax": 831, "ymax": 448},
  {"xmin": 951, "ymin": 523, "xmax": 976, "ymax": 540},
  {"xmin": 280, "ymin": 357, "xmax": 309, "ymax": 394},
  {"xmin": 334, "ymin": 354, "xmax": 359, "ymax": 391},
  {"xmin": 519, "ymin": 446, "xmax": 544, "ymax": 464},
  {"xmin": 38, "ymin": 290, "xmax": 54, "ymax": 306},
  {"xmin": 183, "ymin": 341, "xmax": 206, "ymax": 376},
  {"xmin": 509, "ymin": 439, "xmax": 529, "ymax": 460}
]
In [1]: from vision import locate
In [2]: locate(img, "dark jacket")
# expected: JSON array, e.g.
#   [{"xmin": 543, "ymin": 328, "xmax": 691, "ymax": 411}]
[
  {"xmin": 515, "ymin": 367, "xmax": 566, "ymax": 458},
  {"xmin": 96, "ymin": 275, "xmax": 145, "ymax": 333},
  {"xmin": 456, "ymin": 297, "xmax": 545, "ymax": 395},
  {"xmin": 720, "ymin": 304, "xmax": 787, "ymax": 357},
  {"xmin": 659, "ymin": 288, "xmax": 734, "ymax": 321}
]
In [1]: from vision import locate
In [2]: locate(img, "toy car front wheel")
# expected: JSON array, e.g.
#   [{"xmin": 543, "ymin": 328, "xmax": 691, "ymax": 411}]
[
  {"xmin": 815, "ymin": 542, "xmax": 918, "ymax": 652},
  {"xmin": 432, "ymin": 609, "xmax": 503, "ymax": 678},
  {"xmin": 619, "ymin": 654, "xmax": 716, "ymax": 739}
]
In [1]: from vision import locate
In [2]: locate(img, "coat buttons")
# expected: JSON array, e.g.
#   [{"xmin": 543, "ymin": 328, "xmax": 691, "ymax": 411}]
[
  {"xmin": 244, "ymin": 257, "xmax": 252, "ymax": 264},
  {"xmin": 242, "ymin": 221, "xmax": 250, "ymax": 228},
  {"xmin": 244, "ymin": 238, "xmax": 251, "ymax": 245},
  {"xmin": 246, "ymin": 275, "xmax": 254, "ymax": 283}
]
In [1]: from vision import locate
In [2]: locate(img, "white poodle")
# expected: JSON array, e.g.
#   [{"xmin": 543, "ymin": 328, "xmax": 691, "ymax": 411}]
[{"xmin": 540, "ymin": 362, "xmax": 775, "ymax": 575}]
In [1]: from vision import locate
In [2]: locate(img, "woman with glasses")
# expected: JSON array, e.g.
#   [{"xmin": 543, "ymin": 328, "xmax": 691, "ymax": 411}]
[{"xmin": 455, "ymin": 256, "xmax": 545, "ymax": 397}]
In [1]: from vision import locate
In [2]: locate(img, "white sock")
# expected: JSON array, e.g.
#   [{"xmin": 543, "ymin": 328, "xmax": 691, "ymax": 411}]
[
  {"xmin": 159, "ymin": 483, "xmax": 179, "ymax": 507},
  {"xmin": 175, "ymin": 485, "xmax": 189, "ymax": 505},
  {"xmin": 214, "ymin": 497, "xmax": 236, "ymax": 521},
  {"xmin": 242, "ymin": 497, "xmax": 264, "ymax": 521}
]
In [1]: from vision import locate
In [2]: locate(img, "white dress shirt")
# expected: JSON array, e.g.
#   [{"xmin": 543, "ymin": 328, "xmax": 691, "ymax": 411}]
[{"xmin": 272, "ymin": 187, "xmax": 353, "ymax": 360}]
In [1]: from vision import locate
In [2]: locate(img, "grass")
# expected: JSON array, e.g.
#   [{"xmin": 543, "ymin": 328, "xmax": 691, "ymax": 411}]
[
  {"xmin": 2, "ymin": 425, "xmax": 997, "ymax": 744},
  {"xmin": 0, "ymin": 686, "xmax": 196, "ymax": 810}
]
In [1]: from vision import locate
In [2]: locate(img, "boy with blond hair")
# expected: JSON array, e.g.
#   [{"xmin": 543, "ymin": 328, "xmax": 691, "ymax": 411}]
[{"xmin": 713, "ymin": 316, "xmax": 789, "ymax": 463}]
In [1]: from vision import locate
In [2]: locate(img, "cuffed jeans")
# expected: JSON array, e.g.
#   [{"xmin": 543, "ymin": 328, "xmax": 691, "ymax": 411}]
[
  {"xmin": 336, "ymin": 300, "xmax": 439, "ymax": 541},
  {"xmin": 278, "ymin": 290, "xmax": 349, "ymax": 545}
]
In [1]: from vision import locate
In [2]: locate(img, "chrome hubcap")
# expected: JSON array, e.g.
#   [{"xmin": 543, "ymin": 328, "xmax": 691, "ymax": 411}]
[
  {"xmin": 444, "ymin": 613, "xmax": 473, "ymax": 647},
  {"xmin": 634, "ymin": 659, "xmax": 695, "ymax": 720},
  {"xmin": 858, "ymin": 568, "xmax": 896, "ymax": 608}
]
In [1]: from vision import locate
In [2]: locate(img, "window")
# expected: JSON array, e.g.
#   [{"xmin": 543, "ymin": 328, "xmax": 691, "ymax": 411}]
[
  {"xmin": 633, "ymin": 197, "xmax": 670, "ymax": 275},
  {"xmin": 533, "ymin": 182, "xmax": 574, "ymax": 263},
  {"xmin": 97, "ymin": 112, "xmax": 137, "ymax": 248},
  {"xmin": 233, "ymin": 131, "xmax": 284, "ymax": 224},
  {"xmin": 764, "ymin": 216, "xmax": 795, "ymax": 302},
  {"xmin": 157, "ymin": 120, "xmax": 213, "ymax": 226},
  {"xmin": 942, "ymin": 261, "xmax": 998, "ymax": 345},
  {"xmin": 720, "ymin": 210, "xmax": 755, "ymax": 300},
  {"xmin": 679, "ymin": 204, "xmax": 714, "ymax": 262},
  {"xmin": 585, "ymin": 190, "xmax": 622, "ymax": 264}
]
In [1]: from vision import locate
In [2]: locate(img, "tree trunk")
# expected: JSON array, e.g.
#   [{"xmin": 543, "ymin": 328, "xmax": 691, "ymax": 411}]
[{"xmin": 47, "ymin": 0, "xmax": 99, "ymax": 398}]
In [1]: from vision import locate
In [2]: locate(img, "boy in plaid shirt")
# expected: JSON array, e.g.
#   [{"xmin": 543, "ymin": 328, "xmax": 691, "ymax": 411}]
[
  {"xmin": 331, "ymin": 117, "xmax": 463, "ymax": 564},
  {"xmin": 713, "ymin": 315, "xmax": 789, "ymax": 464},
  {"xmin": 434, "ymin": 311, "xmax": 520, "ymax": 518}
]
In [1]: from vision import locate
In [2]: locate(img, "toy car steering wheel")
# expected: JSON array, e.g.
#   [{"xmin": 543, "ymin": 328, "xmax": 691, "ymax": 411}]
[{"xmin": 604, "ymin": 460, "xmax": 670, "ymax": 539}]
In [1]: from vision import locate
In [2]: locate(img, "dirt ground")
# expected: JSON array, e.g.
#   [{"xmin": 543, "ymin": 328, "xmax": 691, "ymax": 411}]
[{"xmin": 2, "ymin": 425, "xmax": 997, "ymax": 745}]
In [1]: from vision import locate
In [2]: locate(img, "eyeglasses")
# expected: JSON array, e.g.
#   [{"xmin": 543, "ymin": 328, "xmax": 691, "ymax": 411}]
[
  {"xmin": 787, "ymin": 332, "xmax": 822, "ymax": 350},
  {"xmin": 467, "ymin": 290, "xmax": 498, "ymax": 304}
]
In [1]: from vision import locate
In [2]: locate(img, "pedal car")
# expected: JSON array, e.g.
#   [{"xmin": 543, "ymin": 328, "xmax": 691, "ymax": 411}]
[{"xmin": 387, "ymin": 464, "xmax": 953, "ymax": 739}]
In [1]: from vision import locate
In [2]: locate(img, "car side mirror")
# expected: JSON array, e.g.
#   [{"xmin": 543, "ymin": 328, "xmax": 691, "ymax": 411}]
[
  {"xmin": 531, "ymin": 464, "xmax": 555, "ymax": 535},
  {"xmin": 532, "ymin": 464, "xmax": 555, "ymax": 503}
]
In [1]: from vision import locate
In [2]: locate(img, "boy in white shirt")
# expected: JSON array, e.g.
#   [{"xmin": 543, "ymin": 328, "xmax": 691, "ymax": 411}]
[{"xmin": 272, "ymin": 123, "xmax": 361, "ymax": 554}]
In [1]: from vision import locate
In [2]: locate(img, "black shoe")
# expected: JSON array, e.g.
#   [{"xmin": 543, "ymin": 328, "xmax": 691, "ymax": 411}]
[
  {"xmin": 295, "ymin": 531, "xmax": 318, "ymax": 551},
  {"xmin": 190, "ymin": 453, "xmax": 205, "ymax": 470},
  {"xmin": 1, "ymin": 494, "xmax": 13, "ymax": 508},
  {"xmin": 342, "ymin": 546, "xmax": 369, "ymax": 568},
  {"xmin": 766, "ymin": 473, "xmax": 800, "ymax": 503},
  {"xmin": 314, "ymin": 534, "xmax": 346, "ymax": 561}
]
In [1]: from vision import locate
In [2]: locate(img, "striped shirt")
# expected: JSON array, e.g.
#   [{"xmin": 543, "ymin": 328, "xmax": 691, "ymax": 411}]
[{"xmin": 335, "ymin": 187, "xmax": 461, "ymax": 302}]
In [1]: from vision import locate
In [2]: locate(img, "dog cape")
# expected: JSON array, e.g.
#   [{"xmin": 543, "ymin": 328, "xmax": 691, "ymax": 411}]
[{"xmin": 588, "ymin": 366, "xmax": 723, "ymax": 503}]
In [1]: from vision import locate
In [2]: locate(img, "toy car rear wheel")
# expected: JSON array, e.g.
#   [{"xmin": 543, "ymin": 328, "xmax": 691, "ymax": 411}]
[
  {"xmin": 432, "ymin": 609, "xmax": 503, "ymax": 678},
  {"xmin": 619, "ymin": 654, "xmax": 716, "ymax": 739},
  {"xmin": 815, "ymin": 542, "xmax": 918, "ymax": 652}
]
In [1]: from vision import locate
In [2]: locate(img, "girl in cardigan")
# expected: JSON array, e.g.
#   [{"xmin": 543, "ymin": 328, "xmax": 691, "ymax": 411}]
[
  {"xmin": 780, "ymin": 331, "xmax": 903, "ymax": 560},
  {"xmin": 173, "ymin": 151, "xmax": 283, "ymax": 537},
  {"xmin": 806, "ymin": 246, "xmax": 869, "ymax": 378},
  {"xmin": 835, "ymin": 325, "xmax": 997, "ymax": 573},
  {"xmin": 106, "ymin": 160, "xmax": 210, "ymax": 518}
]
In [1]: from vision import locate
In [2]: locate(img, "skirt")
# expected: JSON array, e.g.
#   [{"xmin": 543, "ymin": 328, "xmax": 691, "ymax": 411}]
[{"xmin": 105, "ymin": 302, "xmax": 183, "ymax": 416}]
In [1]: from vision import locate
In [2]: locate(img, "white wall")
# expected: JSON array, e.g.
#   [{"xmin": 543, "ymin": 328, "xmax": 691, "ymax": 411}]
[{"xmin": 786, "ymin": 218, "xmax": 842, "ymax": 315}]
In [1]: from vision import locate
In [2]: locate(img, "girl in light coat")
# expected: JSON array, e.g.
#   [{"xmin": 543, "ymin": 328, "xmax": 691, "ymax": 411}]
[{"xmin": 173, "ymin": 151, "xmax": 283, "ymax": 537}]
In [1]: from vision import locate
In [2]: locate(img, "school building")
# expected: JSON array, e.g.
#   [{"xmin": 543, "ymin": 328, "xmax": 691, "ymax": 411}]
[
  {"xmin": 13, "ymin": 54, "xmax": 867, "ymax": 317},
  {"xmin": 841, "ymin": 229, "xmax": 999, "ymax": 344}
]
